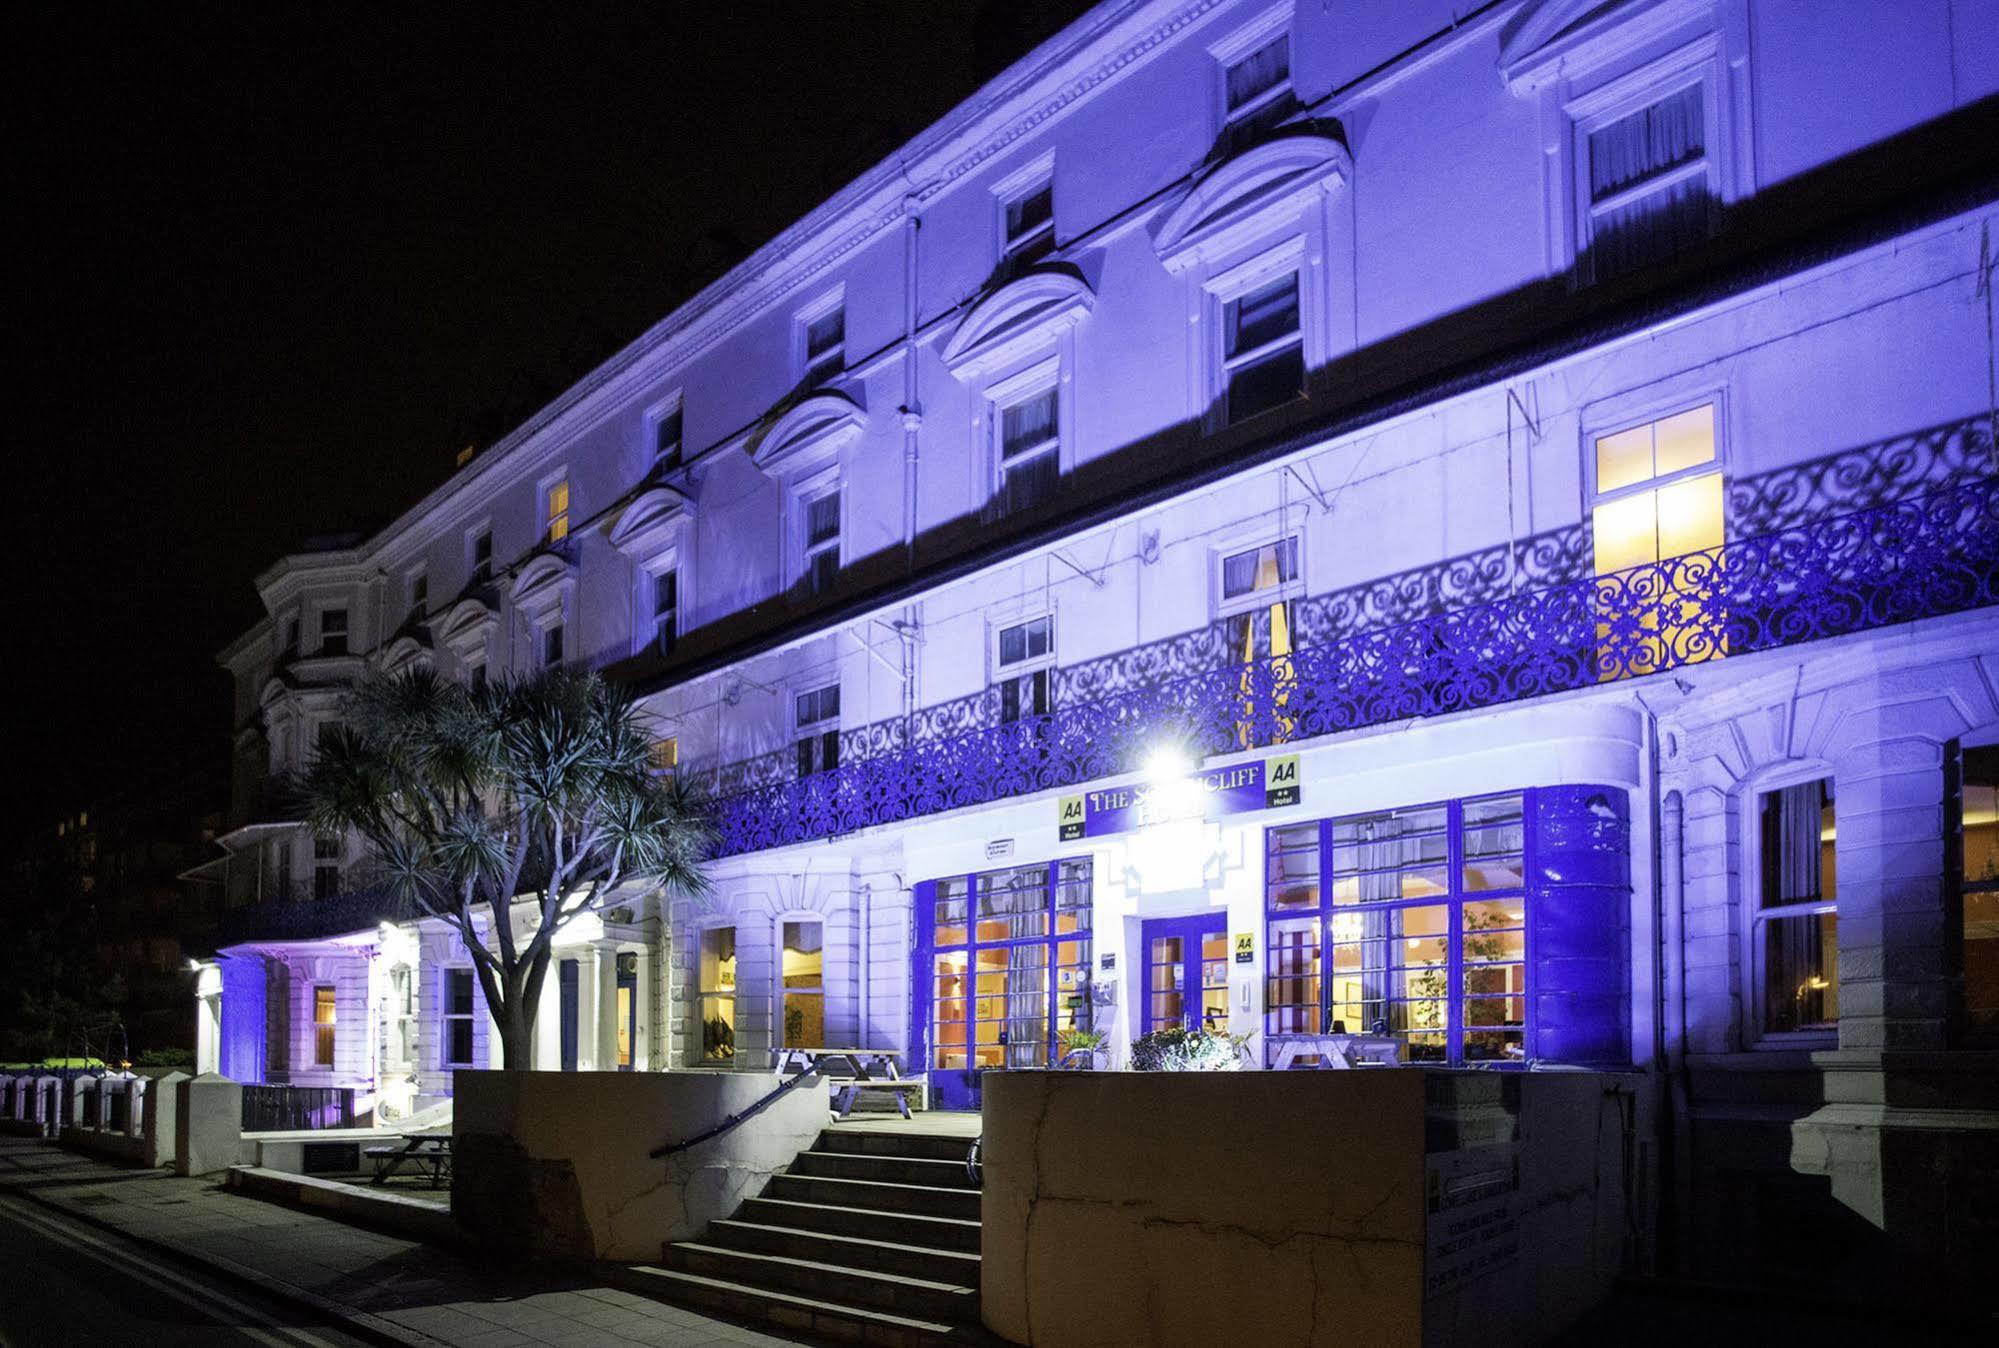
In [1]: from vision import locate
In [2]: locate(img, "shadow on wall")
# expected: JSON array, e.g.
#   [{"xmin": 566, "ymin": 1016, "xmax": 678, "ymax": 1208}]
[{"xmin": 609, "ymin": 96, "xmax": 1999, "ymax": 698}]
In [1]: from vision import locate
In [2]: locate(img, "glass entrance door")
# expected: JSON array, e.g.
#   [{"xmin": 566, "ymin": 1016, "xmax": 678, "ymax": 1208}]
[
  {"xmin": 918, "ymin": 858, "xmax": 1092, "ymax": 1110},
  {"xmin": 1141, "ymin": 914, "xmax": 1230, "ymax": 1035}
]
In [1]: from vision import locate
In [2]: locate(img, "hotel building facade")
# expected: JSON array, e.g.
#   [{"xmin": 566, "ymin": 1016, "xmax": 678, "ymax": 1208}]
[{"xmin": 189, "ymin": 0, "xmax": 1999, "ymax": 1294}]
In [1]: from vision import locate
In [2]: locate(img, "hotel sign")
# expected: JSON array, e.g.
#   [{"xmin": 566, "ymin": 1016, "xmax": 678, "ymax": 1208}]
[{"xmin": 1058, "ymin": 754, "xmax": 1299, "ymax": 841}]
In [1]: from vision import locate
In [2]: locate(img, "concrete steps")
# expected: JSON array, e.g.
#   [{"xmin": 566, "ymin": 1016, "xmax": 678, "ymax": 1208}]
[{"xmin": 627, "ymin": 1124, "xmax": 984, "ymax": 1346}]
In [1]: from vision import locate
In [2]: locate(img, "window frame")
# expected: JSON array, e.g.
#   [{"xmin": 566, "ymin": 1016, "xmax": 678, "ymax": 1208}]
[
  {"xmin": 778, "ymin": 916, "xmax": 826, "ymax": 1051},
  {"xmin": 794, "ymin": 680, "xmax": 842, "ymax": 778},
  {"xmin": 539, "ymin": 618, "xmax": 565, "ymax": 670},
  {"xmin": 443, "ymin": 968, "xmax": 476, "ymax": 1067},
  {"xmin": 993, "ymin": 612, "xmax": 1056, "ymax": 725},
  {"xmin": 992, "ymin": 151, "xmax": 1057, "ymax": 270},
  {"xmin": 646, "ymin": 392, "xmax": 685, "ymax": 475},
  {"xmin": 316, "ymin": 605, "xmax": 349, "ymax": 658},
  {"xmin": 696, "ymin": 923, "xmax": 738, "ymax": 1064},
  {"xmin": 1262, "ymin": 792, "xmax": 1532, "ymax": 1066},
  {"xmin": 540, "ymin": 471, "xmax": 571, "ymax": 546},
  {"xmin": 986, "ymin": 356, "xmax": 1066, "ymax": 517},
  {"xmin": 1205, "ymin": 238, "xmax": 1307, "ymax": 428},
  {"xmin": 1213, "ymin": 531, "xmax": 1305, "ymax": 622},
  {"xmin": 467, "ymin": 523, "xmax": 495, "ymax": 587},
  {"xmin": 650, "ymin": 564, "xmax": 679, "ymax": 657},
  {"xmin": 1741, "ymin": 765, "xmax": 1840, "ymax": 1048},
  {"xmin": 1948, "ymin": 732, "xmax": 1999, "ymax": 1046},
  {"xmin": 405, "ymin": 565, "xmax": 428, "ymax": 623},
  {"xmin": 312, "ymin": 984, "xmax": 336, "ymax": 1067},
  {"xmin": 795, "ymin": 289, "xmax": 846, "ymax": 388},
  {"xmin": 794, "ymin": 470, "xmax": 844, "ymax": 597},
  {"xmin": 1209, "ymin": 5, "xmax": 1295, "ymax": 142}
]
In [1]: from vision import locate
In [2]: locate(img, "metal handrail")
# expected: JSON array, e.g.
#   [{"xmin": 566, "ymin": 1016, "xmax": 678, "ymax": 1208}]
[{"xmin": 648, "ymin": 1065, "xmax": 827, "ymax": 1160}]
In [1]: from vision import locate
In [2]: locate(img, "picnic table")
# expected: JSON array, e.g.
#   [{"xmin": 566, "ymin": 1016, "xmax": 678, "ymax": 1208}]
[
  {"xmin": 772, "ymin": 1048, "xmax": 926, "ymax": 1119},
  {"xmin": 1267, "ymin": 1033, "xmax": 1403, "ymax": 1070},
  {"xmin": 366, "ymin": 1129, "xmax": 453, "ymax": 1187}
]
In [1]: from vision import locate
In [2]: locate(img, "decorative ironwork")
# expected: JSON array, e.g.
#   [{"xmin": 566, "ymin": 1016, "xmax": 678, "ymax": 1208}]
[
  {"xmin": 1729, "ymin": 418, "xmax": 1994, "ymax": 535},
  {"xmin": 214, "ymin": 881, "xmax": 418, "ymax": 947},
  {"xmin": 713, "ymin": 478, "xmax": 1997, "ymax": 856}
]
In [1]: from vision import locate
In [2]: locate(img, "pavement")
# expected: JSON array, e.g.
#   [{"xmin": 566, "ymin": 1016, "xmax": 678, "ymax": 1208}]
[{"xmin": 0, "ymin": 1136, "xmax": 811, "ymax": 1348}]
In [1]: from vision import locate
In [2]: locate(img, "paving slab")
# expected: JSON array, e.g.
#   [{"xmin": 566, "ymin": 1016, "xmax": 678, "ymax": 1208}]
[{"xmin": 0, "ymin": 1135, "xmax": 830, "ymax": 1347}]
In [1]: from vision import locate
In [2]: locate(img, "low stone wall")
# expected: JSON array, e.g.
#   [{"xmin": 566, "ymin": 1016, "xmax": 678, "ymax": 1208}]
[
  {"xmin": 453, "ymin": 1069, "xmax": 831, "ymax": 1262},
  {"xmin": 982, "ymin": 1069, "xmax": 1641, "ymax": 1348}
]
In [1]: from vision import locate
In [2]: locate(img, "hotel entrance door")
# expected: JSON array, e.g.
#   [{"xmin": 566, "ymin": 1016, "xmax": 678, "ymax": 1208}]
[{"xmin": 1140, "ymin": 914, "xmax": 1229, "ymax": 1035}]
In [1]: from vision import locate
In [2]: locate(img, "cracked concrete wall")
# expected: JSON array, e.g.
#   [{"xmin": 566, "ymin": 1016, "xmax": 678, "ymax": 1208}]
[
  {"xmin": 982, "ymin": 1070, "xmax": 1634, "ymax": 1347},
  {"xmin": 453, "ymin": 1067, "xmax": 830, "ymax": 1261}
]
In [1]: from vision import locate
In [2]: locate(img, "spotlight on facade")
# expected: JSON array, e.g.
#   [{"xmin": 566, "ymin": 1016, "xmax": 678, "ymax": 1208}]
[{"xmin": 1144, "ymin": 746, "xmax": 1193, "ymax": 785}]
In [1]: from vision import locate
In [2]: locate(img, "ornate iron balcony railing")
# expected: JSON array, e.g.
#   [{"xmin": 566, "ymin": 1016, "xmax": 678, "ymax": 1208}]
[{"xmin": 714, "ymin": 476, "xmax": 1997, "ymax": 856}]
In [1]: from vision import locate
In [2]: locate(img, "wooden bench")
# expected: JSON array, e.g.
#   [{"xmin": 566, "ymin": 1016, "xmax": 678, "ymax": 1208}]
[
  {"xmin": 366, "ymin": 1133, "xmax": 452, "ymax": 1187},
  {"xmin": 773, "ymin": 1048, "xmax": 929, "ymax": 1119}
]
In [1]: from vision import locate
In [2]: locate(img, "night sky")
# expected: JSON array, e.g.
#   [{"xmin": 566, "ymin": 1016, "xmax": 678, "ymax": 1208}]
[{"xmin": 8, "ymin": 3, "xmax": 1088, "ymax": 842}]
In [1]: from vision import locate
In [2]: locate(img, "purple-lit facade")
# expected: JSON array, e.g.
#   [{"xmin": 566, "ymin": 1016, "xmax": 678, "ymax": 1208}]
[{"xmin": 192, "ymin": 0, "xmax": 1998, "ymax": 1296}]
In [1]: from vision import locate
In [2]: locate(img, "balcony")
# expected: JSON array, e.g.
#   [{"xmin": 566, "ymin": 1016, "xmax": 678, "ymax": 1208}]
[
  {"xmin": 713, "ymin": 464, "xmax": 1996, "ymax": 857},
  {"xmin": 211, "ymin": 879, "xmax": 417, "ymax": 949}
]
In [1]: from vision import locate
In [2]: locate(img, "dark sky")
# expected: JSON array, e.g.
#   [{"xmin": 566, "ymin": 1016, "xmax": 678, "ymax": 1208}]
[{"xmin": 7, "ymin": 2, "xmax": 1088, "ymax": 840}]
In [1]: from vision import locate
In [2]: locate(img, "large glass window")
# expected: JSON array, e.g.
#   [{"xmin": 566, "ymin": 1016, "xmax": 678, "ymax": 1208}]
[
  {"xmin": 1265, "ymin": 793, "xmax": 1528, "ymax": 1064},
  {"xmin": 1755, "ymin": 778, "xmax": 1838, "ymax": 1035},
  {"xmin": 782, "ymin": 920, "xmax": 824, "ymax": 1050},
  {"xmin": 996, "ymin": 615, "xmax": 1053, "ymax": 725},
  {"xmin": 699, "ymin": 927, "xmax": 737, "ymax": 1062},
  {"xmin": 1222, "ymin": 538, "xmax": 1298, "ymax": 747},
  {"xmin": 927, "ymin": 859, "xmax": 1091, "ymax": 1075},
  {"xmin": 1955, "ymin": 741, "xmax": 1999, "ymax": 1044}
]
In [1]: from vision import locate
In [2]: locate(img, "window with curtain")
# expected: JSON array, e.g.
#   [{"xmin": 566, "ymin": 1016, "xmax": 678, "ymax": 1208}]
[
  {"xmin": 803, "ymin": 489, "xmax": 841, "ymax": 595},
  {"xmin": 1591, "ymin": 403, "xmax": 1724, "ymax": 679},
  {"xmin": 794, "ymin": 683, "xmax": 841, "ymax": 777},
  {"xmin": 1222, "ymin": 32, "xmax": 1292, "ymax": 147},
  {"xmin": 699, "ymin": 927, "xmax": 737, "ymax": 1062},
  {"xmin": 998, "ymin": 384, "xmax": 1061, "ymax": 515},
  {"xmin": 996, "ymin": 616, "xmax": 1054, "ymax": 725},
  {"xmin": 781, "ymin": 920, "xmax": 824, "ymax": 1049},
  {"xmin": 1579, "ymin": 81, "xmax": 1713, "ymax": 283},
  {"xmin": 1222, "ymin": 272, "xmax": 1303, "ymax": 424},
  {"xmin": 804, "ymin": 305, "xmax": 844, "ymax": 385},
  {"xmin": 445, "ymin": 969, "xmax": 475, "ymax": 1066},
  {"xmin": 1222, "ymin": 538, "xmax": 1298, "ymax": 747},
  {"xmin": 1756, "ymin": 778, "xmax": 1838, "ymax": 1035},
  {"xmin": 1954, "ymin": 741, "xmax": 1999, "ymax": 1043},
  {"xmin": 313, "ymin": 985, "xmax": 336, "ymax": 1066},
  {"xmin": 1266, "ymin": 794, "xmax": 1528, "ymax": 1064}
]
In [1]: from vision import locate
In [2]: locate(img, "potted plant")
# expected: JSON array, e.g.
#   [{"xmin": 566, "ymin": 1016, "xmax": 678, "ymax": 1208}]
[
  {"xmin": 1056, "ymin": 1026, "xmax": 1108, "ymax": 1069},
  {"xmin": 1129, "ymin": 1025, "xmax": 1255, "ymax": 1072}
]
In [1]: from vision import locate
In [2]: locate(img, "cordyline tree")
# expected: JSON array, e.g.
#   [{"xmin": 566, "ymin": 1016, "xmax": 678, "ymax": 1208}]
[{"xmin": 302, "ymin": 667, "xmax": 713, "ymax": 1069}]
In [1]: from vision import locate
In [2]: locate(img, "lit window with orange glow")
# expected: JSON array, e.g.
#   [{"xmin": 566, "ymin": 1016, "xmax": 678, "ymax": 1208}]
[
  {"xmin": 545, "ymin": 478, "xmax": 570, "ymax": 543},
  {"xmin": 1220, "ymin": 537, "xmax": 1299, "ymax": 746},
  {"xmin": 1589, "ymin": 403, "xmax": 1724, "ymax": 677}
]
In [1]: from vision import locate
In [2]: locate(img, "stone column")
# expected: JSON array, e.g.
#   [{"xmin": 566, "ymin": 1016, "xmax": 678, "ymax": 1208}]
[{"xmin": 175, "ymin": 1073, "xmax": 243, "ymax": 1176}]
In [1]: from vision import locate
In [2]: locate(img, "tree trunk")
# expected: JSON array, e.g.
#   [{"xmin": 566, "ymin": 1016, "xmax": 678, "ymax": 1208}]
[{"xmin": 496, "ymin": 995, "xmax": 535, "ymax": 1071}]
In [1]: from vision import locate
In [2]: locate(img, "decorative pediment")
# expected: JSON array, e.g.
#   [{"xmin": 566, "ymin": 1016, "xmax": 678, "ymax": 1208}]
[
  {"xmin": 378, "ymin": 634, "xmax": 432, "ymax": 674},
  {"xmin": 1153, "ymin": 133, "xmax": 1352, "ymax": 274},
  {"xmin": 437, "ymin": 597, "xmax": 497, "ymax": 661},
  {"xmin": 257, "ymin": 676, "xmax": 295, "ymax": 713},
  {"xmin": 609, "ymin": 486, "xmax": 694, "ymax": 565},
  {"xmin": 751, "ymin": 391, "xmax": 865, "ymax": 476},
  {"xmin": 510, "ymin": 552, "xmax": 576, "ymax": 620},
  {"xmin": 1500, "ymin": 0, "xmax": 1713, "ymax": 92},
  {"xmin": 942, "ymin": 272, "xmax": 1096, "ymax": 382}
]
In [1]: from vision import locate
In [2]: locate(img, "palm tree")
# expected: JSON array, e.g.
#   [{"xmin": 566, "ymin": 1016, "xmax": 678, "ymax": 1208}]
[{"xmin": 301, "ymin": 667, "xmax": 712, "ymax": 1070}]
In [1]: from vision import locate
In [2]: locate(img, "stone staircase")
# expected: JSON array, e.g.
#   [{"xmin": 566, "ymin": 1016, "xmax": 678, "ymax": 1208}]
[{"xmin": 621, "ymin": 1125, "xmax": 985, "ymax": 1346}]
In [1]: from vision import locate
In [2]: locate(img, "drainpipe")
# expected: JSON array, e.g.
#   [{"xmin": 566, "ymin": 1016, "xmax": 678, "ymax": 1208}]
[{"xmin": 898, "ymin": 192, "xmax": 925, "ymax": 750}]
